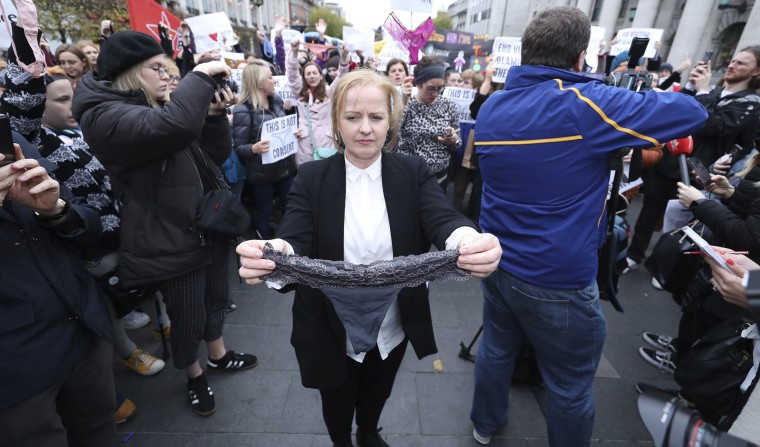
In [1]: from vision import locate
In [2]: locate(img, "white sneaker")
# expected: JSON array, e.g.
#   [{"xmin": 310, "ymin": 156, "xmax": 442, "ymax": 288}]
[
  {"xmin": 121, "ymin": 310, "xmax": 150, "ymax": 330},
  {"xmin": 621, "ymin": 257, "xmax": 638, "ymax": 274},
  {"xmin": 651, "ymin": 277, "xmax": 664, "ymax": 290},
  {"xmin": 473, "ymin": 428, "xmax": 492, "ymax": 445}
]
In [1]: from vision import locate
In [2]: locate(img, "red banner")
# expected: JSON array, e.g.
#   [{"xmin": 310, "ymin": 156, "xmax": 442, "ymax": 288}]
[{"xmin": 126, "ymin": 0, "xmax": 183, "ymax": 57}]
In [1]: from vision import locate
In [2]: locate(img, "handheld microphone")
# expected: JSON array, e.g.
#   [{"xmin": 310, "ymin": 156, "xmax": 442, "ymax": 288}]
[{"xmin": 665, "ymin": 136, "xmax": 694, "ymax": 186}]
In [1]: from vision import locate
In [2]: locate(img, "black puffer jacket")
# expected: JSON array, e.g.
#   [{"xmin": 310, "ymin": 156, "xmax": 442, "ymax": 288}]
[
  {"xmin": 72, "ymin": 71, "xmax": 231, "ymax": 287},
  {"xmin": 233, "ymin": 95, "xmax": 296, "ymax": 185}
]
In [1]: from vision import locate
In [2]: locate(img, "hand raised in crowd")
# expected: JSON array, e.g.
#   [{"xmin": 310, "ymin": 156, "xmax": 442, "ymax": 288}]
[
  {"xmin": 290, "ymin": 37, "xmax": 301, "ymax": 55},
  {"xmin": 401, "ymin": 75, "xmax": 414, "ymax": 97},
  {"xmin": 712, "ymin": 154, "xmax": 731, "ymax": 176},
  {"xmin": 676, "ymin": 181, "xmax": 706, "ymax": 208},
  {"xmin": 705, "ymin": 174, "xmax": 735, "ymax": 199},
  {"xmin": 237, "ymin": 239, "xmax": 289, "ymax": 285},
  {"xmin": 101, "ymin": 20, "xmax": 113, "ymax": 37},
  {"xmin": 252, "ymin": 140, "xmax": 270, "ymax": 154},
  {"xmin": 316, "ymin": 18, "xmax": 327, "ymax": 36},
  {"xmin": 0, "ymin": 144, "xmax": 63, "ymax": 216},
  {"xmin": 339, "ymin": 43, "xmax": 350, "ymax": 63},
  {"xmin": 179, "ymin": 23, "xmax": 191, "ymax": 47},
  {"xmin": 676, "ymin": 57, "xmax": 692, "ymax": 74},
  {"xmin": 706, "ymin": 248, "xmax": 759, "ymax": 308},
  {"xmin": 484, "ymin": 60, "xmax": 496, "ymax": 81},
  {"xmin": 689, "ymin": 60, "xmax": 712, "ymax": 92},
  {"xmin": 598, "ymin": 39, "xmax": 606, "ymax": 56},
  {"xmin": 437, "ymin": 126, "xmax": 460, "ymax": 145},
  {"xmin": 274, "ymin": 17, "xmax": 286, "ymax": 37},
  {"xmin": 456, "ymin": 233, "xmax": 502, "ymax": 278}
]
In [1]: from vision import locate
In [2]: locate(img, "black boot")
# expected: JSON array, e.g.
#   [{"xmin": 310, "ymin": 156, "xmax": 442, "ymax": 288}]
[{"xmin": 356, "ymin": 427, "xmax": 390, "ymax": 447}]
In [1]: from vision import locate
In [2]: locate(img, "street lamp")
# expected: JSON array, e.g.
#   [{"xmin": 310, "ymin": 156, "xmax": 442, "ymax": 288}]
[{"xmin": 718, "ymin": 0, "xmax": 747, "ymax": 13}]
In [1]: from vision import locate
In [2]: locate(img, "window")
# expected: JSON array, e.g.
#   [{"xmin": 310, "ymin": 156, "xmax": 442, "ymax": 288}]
[{"xmin": 482, "ymin": 8, "xmax": 490, "ymax": 20}]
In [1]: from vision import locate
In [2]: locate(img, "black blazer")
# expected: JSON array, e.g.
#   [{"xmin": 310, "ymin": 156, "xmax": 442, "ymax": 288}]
[{"xmin": 276, "ymin": 152, "xmax": 476, "ymax": 389}]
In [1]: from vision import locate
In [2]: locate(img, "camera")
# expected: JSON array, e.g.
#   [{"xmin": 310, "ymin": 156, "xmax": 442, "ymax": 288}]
[
  {"xmin": 606, "ymin": 37, "xmax": 654, "ymax": 92},
  {"xmin": 210, "ymin": 74, "xmax": 239, "ymax": 103},
  {"xmin": 638, "ymin": 389, "xmax": 757, "ymax": 447}
]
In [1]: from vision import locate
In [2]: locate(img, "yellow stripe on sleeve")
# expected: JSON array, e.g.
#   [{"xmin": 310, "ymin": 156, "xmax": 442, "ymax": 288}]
[
  {"xmin": 475, "ymin": 135, "xmax": 583, "ymax": 146},
  {"xmin": 554, "ymin": 79, "xmax": 661, "ymax": 147}
]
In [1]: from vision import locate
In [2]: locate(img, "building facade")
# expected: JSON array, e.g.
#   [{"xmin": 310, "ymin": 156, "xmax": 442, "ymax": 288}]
[{"xmin": 448, "ymin": 0, "xmax": 760, "ymax": 69}]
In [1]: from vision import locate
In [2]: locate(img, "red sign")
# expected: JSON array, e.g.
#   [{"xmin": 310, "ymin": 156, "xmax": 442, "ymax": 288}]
[{"xmin": 126, "ymin": 0, "xmax": 183, "ymax": 57}]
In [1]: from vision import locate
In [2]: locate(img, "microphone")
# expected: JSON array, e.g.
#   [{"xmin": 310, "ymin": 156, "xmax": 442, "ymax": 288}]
[{"xmin": 666, "ymin": 136, "xmax": 694, "ymax": 186}]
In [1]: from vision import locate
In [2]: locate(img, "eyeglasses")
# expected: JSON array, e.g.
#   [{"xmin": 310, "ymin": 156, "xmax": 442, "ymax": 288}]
[
  {"xmin": 425, "ymin": 85, "xmax": 445, "ymax": 94},
  {"xmin": 141, "ymin": 66, "xmax": 170, "ymax": 77},
  {"xmin": 169, "ymin": 75, "xmax": 181, "ymax": 83}
]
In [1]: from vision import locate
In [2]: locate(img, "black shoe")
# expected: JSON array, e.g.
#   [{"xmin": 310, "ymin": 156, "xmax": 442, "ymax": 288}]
[
  {"xmin": 225, "ymin": 300, "xmax": 237, "ymax": 313},
  {"xmin": 207, "ymin": 350, "xmax": 258, "ymax": 371},
  {"xmin": 187, "ymin": 373, "xmax": 215, "ymax": 416},
  {"xmin": 356, "ymin": 427, "xmax": 389, "ymax": 447}
]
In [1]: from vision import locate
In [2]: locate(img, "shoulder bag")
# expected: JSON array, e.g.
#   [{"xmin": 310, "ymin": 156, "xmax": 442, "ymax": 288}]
[{"xmin": 306, "ymin": 102, "xmax": 337, "ymax": 160}]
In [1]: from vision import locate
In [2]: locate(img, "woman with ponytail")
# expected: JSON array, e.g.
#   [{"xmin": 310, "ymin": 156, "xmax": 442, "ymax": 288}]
[{"xmin": 286, "ymin": 37, "xmax": 350, "ymax": 165}]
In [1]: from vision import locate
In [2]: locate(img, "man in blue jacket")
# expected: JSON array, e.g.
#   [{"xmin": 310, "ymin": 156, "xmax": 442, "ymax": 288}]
[
  {"xmin": 0, "ymin": 142, "xmax": 115, "ymax": 446},
  {"xmin": 469, "ymin": 6, "xmax": 707, "ymax": 447}
]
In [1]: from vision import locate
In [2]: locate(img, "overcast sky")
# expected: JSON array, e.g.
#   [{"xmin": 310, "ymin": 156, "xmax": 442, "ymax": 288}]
[{"xmin": 332, "ymin": 0, "xmax": 456, "ymax": 30}]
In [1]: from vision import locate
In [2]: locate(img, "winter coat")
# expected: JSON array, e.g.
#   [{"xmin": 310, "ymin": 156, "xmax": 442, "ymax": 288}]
[
  {"xmin": 71, "ymin": 71, "xmax": 231, "ymax": 287},
  {"xmin": 232, "ymin": 94, "xmax": 296, "ymax": 184}
]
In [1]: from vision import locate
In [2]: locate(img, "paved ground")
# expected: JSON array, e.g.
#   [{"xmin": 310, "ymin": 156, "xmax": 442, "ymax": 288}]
[{"xmin": 114, "ymin": 200, "xmax": 683, "ymax": 447}]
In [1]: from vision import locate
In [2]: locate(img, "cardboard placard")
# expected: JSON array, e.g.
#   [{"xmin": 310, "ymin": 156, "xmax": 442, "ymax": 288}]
[
  {"xmin": 260, "ymin": 114, "xmax": 298, "ymax": 164},
  {"xmin": 610, "ymin": 28, "xmax": 664, "ymax": 59}
]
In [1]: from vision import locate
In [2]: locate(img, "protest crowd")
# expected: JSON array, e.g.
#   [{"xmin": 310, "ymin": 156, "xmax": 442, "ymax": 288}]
[{"xmin": 1, "ymin": 0, "xmax": 760, "ymax": 446}]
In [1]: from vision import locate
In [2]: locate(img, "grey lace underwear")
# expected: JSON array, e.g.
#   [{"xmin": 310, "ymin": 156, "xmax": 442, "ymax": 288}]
[{"xmin": 262, "ymin": 243, "xmax": 470, "ymax": 353}]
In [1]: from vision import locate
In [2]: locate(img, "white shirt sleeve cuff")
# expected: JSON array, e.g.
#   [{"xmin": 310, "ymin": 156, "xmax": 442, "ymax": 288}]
[
  {"xmin": 445, "ymin": 226, "xmax": 479, "ymax": 251},
  {"xmin": 265, "ymin": 241, "xmax": 295, "ymax": 290}
]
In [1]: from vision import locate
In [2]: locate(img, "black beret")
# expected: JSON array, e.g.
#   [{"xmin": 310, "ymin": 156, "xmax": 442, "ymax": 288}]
[{"xmin": 97, "ymin": 31, "xmax": 164, "ymax": 80}]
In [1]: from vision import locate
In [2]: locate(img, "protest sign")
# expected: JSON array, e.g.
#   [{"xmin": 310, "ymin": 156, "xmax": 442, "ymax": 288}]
[
  {"xmin": 491, "ymin": 37, "xmax": 521, "ymax": 83},
  {"xmin": 0, "ymin": 0, "xmax": 18, "ymax": 51},
  {"xmin": 585, "ymin": 26, "xmax": 606, "ymax": 70},
  {"xmin": 342, "ymin": 26, "xmax": 375, "ymax": 58},
  {"xmin": 127, "ymin": 0, "xmax": 183, "ymax": 57},
  {"xmin": 261, "ymin": 114, "xmax": 299, "ymax": 164},
  {"xmin": 271, "ymin": 28, "xmax": 303, "ymax": 52},
  {"xmin": 221, "ymin": 51, "xmax": 245, "ymax": 68},
  {"xmin": 610, "ymin": 28, "xmax": 663, "ymax": 58},
  {"xmin": 184, "ymin": 12, "xmax": 237, "ymax": 53},
  {"xmin": 274, "ymin": 76, "xmax": 296, "ymax": 102},
  {"xmin": 377, "ymin": 41, "xmax": 410, "ymax": 72},
  {"xmin": 391, "ymin": 0, "xmax": 433, "ymax": 14},
  {"xmin": 424, "ymin": 29, "xmax": 492, "ymax": 72},
  {"xmin": 441, "ymin": 87, "xmax": 476, "ymax": 123},
  {"xmin": 229, "ymin": 68, "xmax": 243, "ymax": 89}
]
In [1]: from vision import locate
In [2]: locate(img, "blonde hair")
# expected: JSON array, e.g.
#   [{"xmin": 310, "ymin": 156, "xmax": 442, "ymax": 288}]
[
  {"xmin": 330, "ymin": 69, "xmax": 403, "ymax": 153},
  {"xmin": 735, "ymin": 149, "xmax": 760, "ymax": 179},
  {"xmin": 112, "ymin": 64, "xmax": 161, "ymax": 108},
  {"xmin": 76, "ymin": 40, "xmax": 99, "ymax": 52},
  {"xmin": 237, "ymin": 60, "xmax": 271, "ymax": 110}
]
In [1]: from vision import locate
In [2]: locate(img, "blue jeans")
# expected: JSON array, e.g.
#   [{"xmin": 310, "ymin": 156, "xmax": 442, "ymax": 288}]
[{"xmin": 471, "ymin": 269, "xmax": 606, "ymax": 447}]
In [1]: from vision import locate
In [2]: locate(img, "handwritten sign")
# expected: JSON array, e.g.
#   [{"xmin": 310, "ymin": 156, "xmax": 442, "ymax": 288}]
[
  {"xmin": 441, "ymin": 87, "xmax": 476, "ymax": 123},
  {"xmin": 585, "ymin": 26, "xmax": 606, "ymax": 70},
  {"xmin": 184, "ymin": 12, "xmax": 237, "ymax": 53},
  {"xmin": 377, "ymin": 41, "xmax": 410, "ymax": 73},
  {"xmin": 492, "ymin": 37, "xmax": 521, "ymax": 83},
  {"xmin": 273, "ymin": 76, "xmax": 295, "ymax": 102},
  {"xmin": 391, "ymin": 0, "xmax": 433, "ymax": 14},
  {"xmin": 261, "ymin": 114, "xmax": 298, "ymax": 164},
  {"xmin": 610, "ymin": 28, "xmax": 663, "ymax": 58}
]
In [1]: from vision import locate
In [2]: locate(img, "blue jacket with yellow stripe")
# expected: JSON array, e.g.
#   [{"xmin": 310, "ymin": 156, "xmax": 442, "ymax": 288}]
[{"xmin": 476, "ymin": 65, "xmax": 707, "ymax": 289}]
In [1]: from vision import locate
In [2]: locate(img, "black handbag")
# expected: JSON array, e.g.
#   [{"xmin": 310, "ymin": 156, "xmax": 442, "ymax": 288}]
[
  {"xmin": 675, "ymin": 314, "xmax": 755, "ymax": 416},
  {"xmin": 195, "ymin": 188, "xmax": 250, "ymax": 237},
  {"xmin": 644, "ymin": 223, "xmax": 711, "ymax": 294}
]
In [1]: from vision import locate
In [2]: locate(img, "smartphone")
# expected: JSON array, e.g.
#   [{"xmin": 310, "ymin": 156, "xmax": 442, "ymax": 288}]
[
  {"xmin": 687, "ymin": 157, "xmax": 713, "ymax": 185},
  {"xmin": 0, "ymin": 114, "xmax": 15, "ymax": 167},
  {"xmin": 699, "ymin": 50, "xmax": 713, "ymax": 65}
]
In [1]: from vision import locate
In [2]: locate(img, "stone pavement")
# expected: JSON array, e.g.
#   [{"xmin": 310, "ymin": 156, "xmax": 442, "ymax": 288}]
[{"xmin": 114, "ymin": 205, "xmax": 682, "ymax": 447}]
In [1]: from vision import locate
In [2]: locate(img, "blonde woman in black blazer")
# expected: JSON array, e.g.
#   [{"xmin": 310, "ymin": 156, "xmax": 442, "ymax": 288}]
[{"xmin": 238, "ymin": 70, "xmax": 501, "ymax": 447}]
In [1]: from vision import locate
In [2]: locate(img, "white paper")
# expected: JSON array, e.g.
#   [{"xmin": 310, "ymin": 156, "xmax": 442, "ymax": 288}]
[
  {"xmin": 585, "ymin": 26, "xmax": 606, "ymax": 70},
  {"xmin": 184, "ymin": 12, "xmax": 237, "ymax": 53},
  {"xmin": 607, "ymin": 161, "xmax": 644, "ymax": 199},
  {"xmin": 271, "ymin": 28, "xmax": 303, "ymax": 52},
  {"xmin": 610, "ymin": 28, "xmax": 664, "ymax": 59},
  {"xmin": 260, "ymin": 114, "xmax": 299, "ymax": 165},
  {"xmin": 342, "ymin": 26, "xmax": 375, "ymax": 58},
  {"xmin": 682, "ymin": 226, "xmax": 738, "ymax": 275},
  {"xmin": 0, "ymin": 0, "xmax": 18, "ymax": 51},
  {"xmin": 273, "ymin": 76, "xmax": 296, "ymax": 102},
  {"xmin": 441, "ymin": 87, "xmax": 476, "ymax": 123},
  {"xmin": 491, "ymin": 37, "xmax": 522, "ymax": 83},
  {"xmin": 377, "ymin": 41, "xmax": 410, "ymax": 73},
  {"xmin": 391, "ymin": 0, "xmax": 433, "ymax": 14}
]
